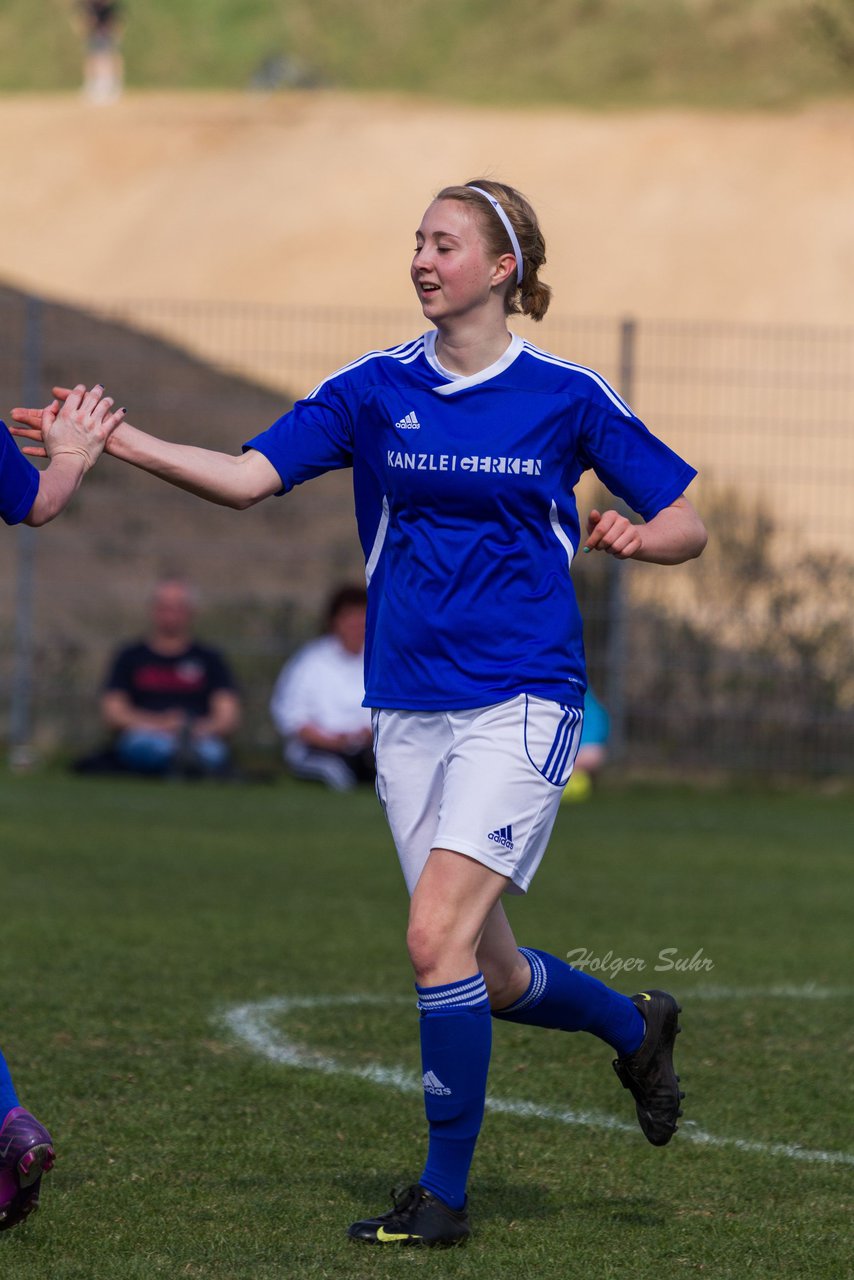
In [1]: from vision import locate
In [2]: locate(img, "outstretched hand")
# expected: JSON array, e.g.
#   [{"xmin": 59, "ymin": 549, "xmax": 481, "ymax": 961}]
[
  {"xmin": 583, "ymin": 507, "xmax": 644, "ymax": 559},
  {"xmin": 10, "ymin": 384, "xmax": 125, "ymax": 470}
]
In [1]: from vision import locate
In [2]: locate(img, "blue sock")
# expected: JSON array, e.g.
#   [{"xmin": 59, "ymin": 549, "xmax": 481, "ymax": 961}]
[
  {"xmin": 415, "ymin": 972, "xmax": 492, "ymax": 1212},
  {"xmin": 493, "ymin": 947, "xmax": 645, "ymax": 1056},
  {"xmin": 0, "ymin": 1048, "xmax": 20, "ymax": 1120}
]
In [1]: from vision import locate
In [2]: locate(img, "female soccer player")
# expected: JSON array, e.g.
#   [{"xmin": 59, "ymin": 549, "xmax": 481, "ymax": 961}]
[
  {"xmin": 2, "ymin": 383, "xmax": 125, "ymax": 1230},
  {"xmin": 13, "ymin": 181, "xmax": 707, "ymax": 1247}
]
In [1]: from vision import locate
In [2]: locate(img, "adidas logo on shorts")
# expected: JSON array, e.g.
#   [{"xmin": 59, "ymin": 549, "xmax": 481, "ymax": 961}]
[{"xmin": 488, "ymin": 824, "xmax": 514, "ymax": 850}]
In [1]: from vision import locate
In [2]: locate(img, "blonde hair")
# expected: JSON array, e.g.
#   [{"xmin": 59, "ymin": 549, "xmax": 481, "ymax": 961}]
[{"xmin": 435, "ymin": 179, "xmax": 552, "ymax": 322}]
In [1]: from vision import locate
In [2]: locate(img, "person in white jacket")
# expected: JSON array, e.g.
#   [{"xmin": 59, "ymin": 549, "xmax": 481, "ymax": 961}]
[{"xmin": 270, "ymin": 586, "xmax": 375, "ymax": 791}]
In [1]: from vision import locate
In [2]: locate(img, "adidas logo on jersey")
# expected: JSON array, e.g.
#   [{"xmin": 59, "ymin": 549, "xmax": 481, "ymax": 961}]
[
  {"xmin": 422, "ymin": 1070, "xmax": 452, "ymax": 1096},
  {"xmin": 488, "ymin": 825, "xmax": 514, "ymax": 850},
  {"xmin": 393, "ymin": 411, "xmax": 421, "ymax": 430}
]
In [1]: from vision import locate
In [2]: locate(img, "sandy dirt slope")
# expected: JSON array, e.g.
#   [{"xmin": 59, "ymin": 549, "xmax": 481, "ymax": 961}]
[
  {"xmin": 1, "ymin": 91, "xmax": 851, "ymax": 564},
  {"xmin": 1, "ymin": 90, "xmax": 853, "ymax": 326}
]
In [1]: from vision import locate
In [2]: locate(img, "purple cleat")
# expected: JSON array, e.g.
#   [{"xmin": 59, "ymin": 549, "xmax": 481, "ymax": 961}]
[{"xmin": 0, "ymin": 1107, "xmax": 55, "ymax": 1231}]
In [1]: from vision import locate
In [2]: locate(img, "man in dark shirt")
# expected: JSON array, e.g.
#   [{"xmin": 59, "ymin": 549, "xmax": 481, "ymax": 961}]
[{"xmin": 101, "ymin": 578, "xmax": 240, "ymax": 776}]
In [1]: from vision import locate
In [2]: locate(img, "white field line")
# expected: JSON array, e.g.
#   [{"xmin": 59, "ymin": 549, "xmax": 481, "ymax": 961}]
[
  {"xmin": 219, "ymin": 991, "xmax": 854, "ymax": 1169},
  {"xmin": 686, "ymin": 984, "xmax": 854, "ymax": 1000}
]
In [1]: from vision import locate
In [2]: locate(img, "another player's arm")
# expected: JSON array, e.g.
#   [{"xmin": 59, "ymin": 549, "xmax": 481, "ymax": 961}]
[
  {"xmin": 11, "ymin": 394, "xmax": 280, "ymax": 511},
  {"xmin": 584, "ymin": 494, "xmax": 707, "ymax": 564},
  {"xmin": 15, "ymin": 384, "xmax": 126, "ymax": 526},
  {"xmin": 25, "ymin": 454, "xmax": 89, "ymax": 527}
]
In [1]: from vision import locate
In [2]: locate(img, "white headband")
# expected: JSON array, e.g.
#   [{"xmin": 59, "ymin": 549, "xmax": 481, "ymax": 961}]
[{"xmin": 467, "ymin": 186, "xmax": 524, "ymax": 285}]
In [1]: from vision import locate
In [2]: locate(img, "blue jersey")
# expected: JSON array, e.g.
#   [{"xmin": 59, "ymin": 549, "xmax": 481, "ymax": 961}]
[
  {"xmin": 0, "ymin": 421, "xmax": 38, "ymax": 526},
  {"xmin": 246, "ymin": 332, "xmax": 696, "ymax": 711}
]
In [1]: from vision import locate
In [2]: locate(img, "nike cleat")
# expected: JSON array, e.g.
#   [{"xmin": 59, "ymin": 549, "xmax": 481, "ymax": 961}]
[
  {"xmin": 348, "ymin": 1183, "xmax": 470, "ymax": 1247},
  {"xmin": 0, "ymin": 1107, "xmax": 55, "ymax": 1232},
  {"xmin": 612, "ymin": 990, "xmax": 684, "ymax": 1146}
]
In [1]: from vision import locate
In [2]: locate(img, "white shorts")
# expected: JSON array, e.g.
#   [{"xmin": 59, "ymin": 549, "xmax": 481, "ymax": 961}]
[{"xmin": 372, "ymin": 694, "xmax": 584, "ymax": 896}]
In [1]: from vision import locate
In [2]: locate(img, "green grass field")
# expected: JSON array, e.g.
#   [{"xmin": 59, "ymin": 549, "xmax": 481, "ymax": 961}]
[
  {"xmin": 0, "ymin": 774, "xmax": 851, "ymax": 1279},
  {"xmin": 1, "ymin": 0, "xmax": 854, "ymax": 107}
]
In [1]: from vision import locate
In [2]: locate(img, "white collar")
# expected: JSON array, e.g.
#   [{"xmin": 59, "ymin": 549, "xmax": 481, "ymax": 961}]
[{"xmin": 424, "ymin": 330, "xmax": 524, "ymax": 396}]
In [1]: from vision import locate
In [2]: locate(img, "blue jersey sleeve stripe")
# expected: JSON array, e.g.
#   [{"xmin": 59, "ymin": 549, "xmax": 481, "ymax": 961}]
[
  {"xmin": 522, "ymin": 342, "xmax": 634, "ymax": 417},
  {"xmin": 306, "ymin": 337, "xmax": 425, "ymax": 400}
]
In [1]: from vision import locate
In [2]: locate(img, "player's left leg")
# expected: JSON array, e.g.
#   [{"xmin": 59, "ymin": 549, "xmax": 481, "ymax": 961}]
[
  {"xmin": 485, "ymin": 902, "xmax": 645, "ymax": 1052},
  {"xmin": 0, "ymin": 1049, "xmax": 54, "ymax": 1232},
  {"xmin": 481, "ymin": 894, "xmax": 684, "ymax": 1146}
]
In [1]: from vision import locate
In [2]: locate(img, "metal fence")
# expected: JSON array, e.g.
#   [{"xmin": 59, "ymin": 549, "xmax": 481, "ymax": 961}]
[{"xmin": 2, "ymin": 289, "xmax": 853, "ymax": 775}]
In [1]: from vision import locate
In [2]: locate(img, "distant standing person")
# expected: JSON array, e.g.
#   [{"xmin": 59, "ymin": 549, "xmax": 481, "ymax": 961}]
[
  {"xmin": 270, "ymin": 585, "xmax": 375, "ymax": 791},
  {"xmin": 1, "ymin": 383, "xmax": 126, "ymax": 1231},
  {"xmin": 79, "ymin": 0, "xmax": 123, "ymax": 104},
  {"xmin": 100, "ymin": 578, "xmax": 241, "ymax": 777}
]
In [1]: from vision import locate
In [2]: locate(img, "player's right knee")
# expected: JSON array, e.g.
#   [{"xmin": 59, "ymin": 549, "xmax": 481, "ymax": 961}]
[{"xmin": 406, "ymin": 920, "xmax": 443, "ymax": 981}]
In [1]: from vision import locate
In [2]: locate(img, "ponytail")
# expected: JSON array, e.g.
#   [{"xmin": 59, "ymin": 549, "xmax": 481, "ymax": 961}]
[{"xmin": 435, "ymin": 179, "xmax": 552, "ymax": 322}]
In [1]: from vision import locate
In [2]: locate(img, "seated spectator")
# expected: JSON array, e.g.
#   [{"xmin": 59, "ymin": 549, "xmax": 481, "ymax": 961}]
[
  {"xmin": 270, "ymin": 586, "xmax": 374, "ymax": 791},
  {"xmin": 577, "ymin": 686, "xmax": 610, "ymax": 776},
  {"xmin": 97, "ymin": 577, "xmax": 241, "ymax": 777}
]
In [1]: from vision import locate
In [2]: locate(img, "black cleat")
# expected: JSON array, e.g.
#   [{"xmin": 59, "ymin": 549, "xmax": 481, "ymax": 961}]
[
  {"xmin": 612, "ymin": 989, "xmax": 684, "ymax": 1147},
  {"xmin": 347, "ymin": 1183, "xmax": 470, "ymax": 1247}
]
